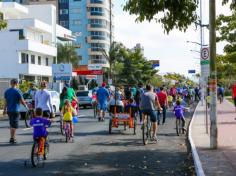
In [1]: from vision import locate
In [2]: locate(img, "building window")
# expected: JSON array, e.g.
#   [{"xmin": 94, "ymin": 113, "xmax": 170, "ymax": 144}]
[
  {"xmin": 60, "ymin": 9, "xmax": 69, "ymax": 15},
  {"xmin": 70, "ymin": 8, "xmax": 81, "ymax": 14},
  {"xmin": 46, "ymin": 58, "xmax": 49, "ymax": 66},
  {"xmin": 72, "ymin": 19, "xmax": 81, "ymax": 25},
  {"xmin": 31, "ymin": 55, "xmax": 35, "ymax": 64},
  {"xmin": 21, "ymin": 53, "xmax": 28, "ymax": 63},
  {"xmin": 53, "ymin": 57, "xmax": 56, "ymax": 64},
  {"xmin": 60, "ymin": 21, "xmax": 69, "ymax": 27},
  {"xmin": 90, "ymin": 0, "xmax": 103, "ymax": 4},
  {"xmin": 38, "ymin": 56, "xmax": 41, "ymax": 65},
  {"xmin": 59, "ymin": 0, "xmax": 68, "ymax": 3}
]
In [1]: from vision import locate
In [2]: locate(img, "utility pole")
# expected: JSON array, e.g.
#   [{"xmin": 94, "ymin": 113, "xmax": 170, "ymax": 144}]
[{"xmin": 209, "ymin": 0, "xmax": 218, "ymax": 149}]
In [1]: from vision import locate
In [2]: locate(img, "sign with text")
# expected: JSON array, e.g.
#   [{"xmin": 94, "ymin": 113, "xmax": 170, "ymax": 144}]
[
  {"xmin": 151, "ymin": 60, "xmax": 160, "ymax": 68},
  {"xmin": 88, "ymin": 64, "xmax": 103, "ymax": 70},
  {"xmin": 52, "ymin": 64, "xmax": 72, "ymax": 80},
  {"xmin": 74, "ymin": 70, "xmax": 103, "ymax": 75}
]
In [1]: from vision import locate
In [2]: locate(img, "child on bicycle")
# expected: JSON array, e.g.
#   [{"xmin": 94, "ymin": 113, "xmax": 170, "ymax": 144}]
[
  {"xmin": 173, "ymin": 100, "xmax": 187, "ymax": 132},
  {"xmin": 30, "ymin": 107, "xmax": 51, "ymax": 155},
  {"xmin": 61, "ymin": 99, "xmax": 74, "ymax": 138}
]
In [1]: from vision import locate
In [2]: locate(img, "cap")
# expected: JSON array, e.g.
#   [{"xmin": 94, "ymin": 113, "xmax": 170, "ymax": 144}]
[{"xmin": 102, "ymin": 82, "xmax": 106, "ymax": 87}]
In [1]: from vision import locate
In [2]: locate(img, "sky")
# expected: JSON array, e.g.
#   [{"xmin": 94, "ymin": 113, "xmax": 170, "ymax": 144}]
[{"xmin": 113, "ymin": 1, "xmax": 231, "ymax": 77}]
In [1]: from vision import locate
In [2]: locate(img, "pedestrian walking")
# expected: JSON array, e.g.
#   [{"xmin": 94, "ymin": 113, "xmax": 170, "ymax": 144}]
[
  {"xmin": 232, "ymin": 83, "xmax": 236, "ymax": 114},
  {"xmin": 157, "ymin": 87, "xmax": 168, "ymax": 125},
  {"xmin": 3, "ymin": 79, "xmax": 28, "ymax": 144}
]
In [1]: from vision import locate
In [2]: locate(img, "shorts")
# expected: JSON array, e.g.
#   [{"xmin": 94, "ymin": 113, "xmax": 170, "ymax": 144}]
[
  {"xmin": 98, "ymin": 101, "xmax": 107, "ymax": 111},
  {"xmin": 7, "ymin": 112, "xmax": 20, "ymax": 129},
  {"xmin": 234, "ymin": 97, "xmax": 236, "ymax": 107},
  {"xmin": 142, "ymin": 109, "xmax": 157, "ymax": 122}
]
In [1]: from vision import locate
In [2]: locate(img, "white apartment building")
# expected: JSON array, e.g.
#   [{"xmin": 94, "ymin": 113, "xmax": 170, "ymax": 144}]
[{"xmin": 0, "ymin": 2, "xmax": 75, "ymax": 82}]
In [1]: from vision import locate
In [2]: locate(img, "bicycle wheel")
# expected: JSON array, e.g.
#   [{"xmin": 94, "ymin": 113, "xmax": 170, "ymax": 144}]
[
  {"xmin": 142, "ymin": 115, "xmax": 149, "ymax": 145},
  {"xmin": 108, "ymin": 119, "xmax": 112, "ymax": 134},
  {"xmin": 25, "ymin": 110, "xmax": 33, "ymax": 128},
  {"xmin": 133, "ymin": 119, "xmax": 137, "ymax": 135},
  {"xmin": 43, "ymin": 142, "xmax": 49, "ymax": 160},
  {"xmin": 93, "ymin": 104, "xmax": 97, "ymax": 118},
  {"xmin": 31, "ymin": 142, "xmax": 40, "ymax": 167},
  {"xmin": 60, "ymin": 116, "xmax": 64, "ymax": 135}
]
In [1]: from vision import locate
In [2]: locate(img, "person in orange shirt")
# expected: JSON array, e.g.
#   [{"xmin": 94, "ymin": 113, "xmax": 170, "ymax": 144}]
[{"xmin": 232, "ymin": 84, "xmax": 236, "ymax": 113}]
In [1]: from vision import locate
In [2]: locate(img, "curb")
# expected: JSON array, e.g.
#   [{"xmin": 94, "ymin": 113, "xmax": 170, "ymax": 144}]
[{"xmin": 188, "ymin": 103, "xmax": 205, "ymax": 176}]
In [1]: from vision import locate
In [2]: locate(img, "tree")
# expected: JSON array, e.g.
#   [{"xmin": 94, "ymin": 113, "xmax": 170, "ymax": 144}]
[
  {"xmin": 0, "ymin": 0, "xmax": 7, "ymax": 30},
  {"xmin": 101, "ymin": 41, "xmax": 124, "ymax": 80},
  {"xmin": 123, "ymin": 0, "xmax": 236, "ymax": 33},
  {"xmin": 57, "ymin": 43, "xmax": 80, "ymax": 68}
]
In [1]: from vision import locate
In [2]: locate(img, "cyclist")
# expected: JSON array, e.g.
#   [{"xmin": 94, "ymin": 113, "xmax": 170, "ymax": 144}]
[
  {"xmin": 3, "ymin": 79, "xmax": 28, "ymax": 144},
  {"xmin": 217, "ymin": 85, "xmax": 224, "ymax": 103},
  {"xmin": 173, "ymin": 100, "xmax": 187, "ymax": 133},
  {"xmin": 35, "ymin": 81, "xmax": 54, "ymax": 118},
  {"xmin": 61, "ymin": 99, "xmax": 74, "ymax": 138},
  {"xmin": 140, "ymin": 84, "xmax": 162, "ymax": 141},
  {"xmin": 30, "ymin": 107, "xmax": 51, "ymax": 155},
  {"xmin": 96, "ymin": 82, "xmax": 110, "ymax": 121}
]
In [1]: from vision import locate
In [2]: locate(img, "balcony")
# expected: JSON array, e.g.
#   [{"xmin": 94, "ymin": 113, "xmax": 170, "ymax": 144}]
[
  {"xmin": 17, "ymin": 39, "xmax": 57, "ymax": 57},
  {"xmin": 86, "ymin": 36, "xmax": 110, "ymax": 44},
  {"xmin": 87, "ymin": 12, "xmax": 109, "ymax": 21},
  {"xmin": 18, "ymin": 63, "xmax": 52, "ymax": 76},
  {"xmin": 87, "ymin": 24, "xmax": 110, "ymax": 33},
  {"xmin": 87, "ymin": 0, "xmax": 109, "ymax": 10},
  {"xmin": 7, "ymin": 18, "xmax": 52, "ymax": 34}
]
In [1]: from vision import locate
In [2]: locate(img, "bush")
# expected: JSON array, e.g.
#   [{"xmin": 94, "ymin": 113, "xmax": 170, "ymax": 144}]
[{"xmin": 0, "ymin": 98, "xmax": 4, "ymax": 109}]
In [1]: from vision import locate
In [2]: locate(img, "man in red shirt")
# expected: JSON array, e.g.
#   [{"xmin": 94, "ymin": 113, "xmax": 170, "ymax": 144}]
[
  {"xmin": 157, "ymin": 87, "xmax": 168, "ymax": 124},
  {"xmin": 232, "ymin": 84, "xmax": 236, "ymax": 113}
]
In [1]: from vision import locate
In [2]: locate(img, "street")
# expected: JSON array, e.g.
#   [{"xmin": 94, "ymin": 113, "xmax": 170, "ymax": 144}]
[{"xmin": 0, "ymin": 107, "xmax": 195, "ymax": 176}]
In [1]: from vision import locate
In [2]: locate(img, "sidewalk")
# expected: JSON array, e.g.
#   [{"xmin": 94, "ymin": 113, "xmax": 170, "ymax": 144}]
[{"xmin": 191, "ymin": 100, "xmax": 236, "ymax": 176}]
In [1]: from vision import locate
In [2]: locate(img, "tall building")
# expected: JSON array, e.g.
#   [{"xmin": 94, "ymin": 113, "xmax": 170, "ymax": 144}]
[{"xmin": 59, "ymin": 0, "xmax": 114, "ymax": 66}]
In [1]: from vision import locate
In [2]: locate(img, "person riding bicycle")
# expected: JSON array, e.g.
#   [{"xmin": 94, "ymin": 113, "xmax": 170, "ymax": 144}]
[
  {"xmin": 96, "ymin": 82, "xmax": 110, "ymax": 121},
  {"xmin": 140, "ymin": 84, "xmax": 162, "ymax": 141},
  {"xmin": 61, "ymin": 99, "xmax": 74, "ymax": 138},
  {"xmin": 30, "ymin": 107, "xmax": 51, "ymax": 155},
  {"xmin": 173, "ymin": 100, "xmax": 187, "ymax": 133},
  {"xmin": 35, "ymin": 81, "xmax": 54, "ymax": 118}
]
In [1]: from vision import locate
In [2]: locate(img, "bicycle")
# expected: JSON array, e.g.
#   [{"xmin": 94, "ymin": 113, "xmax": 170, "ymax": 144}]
[
  {"xmin": 64, "ymin": 120, "xmax": 72, "ymax": 143},
  {"xmin": 24, "ymin": 101, "xmax": 34, "ymax": 128},
  {"xmin": 176, "ymin": 118, "xmax": 185, "ymax": 136},
  {"xmin": 218, "ymin": 94, "xmax": 223, "ymax": 104},
  {"xmin": 92, "ymin": 101, "xmax": 98, "ymax": 118},
  {"xmin": 30, "ymin": 137, "xmax": 49, "ymax": 167},
  {"xmin": 142, "ymin": 113, "xmax": 152, "ymax": 145}
]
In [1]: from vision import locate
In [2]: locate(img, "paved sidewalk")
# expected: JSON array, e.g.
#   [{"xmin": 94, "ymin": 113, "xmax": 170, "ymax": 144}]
[{"xmin": 191, "ymin": 100, "xmax": 236, "ymax": 176}]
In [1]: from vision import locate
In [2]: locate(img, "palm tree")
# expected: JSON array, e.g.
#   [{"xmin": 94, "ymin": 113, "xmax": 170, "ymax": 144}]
[{"xmin": 57, "ymin": 43, "xmax": 80, "ymax": 68}]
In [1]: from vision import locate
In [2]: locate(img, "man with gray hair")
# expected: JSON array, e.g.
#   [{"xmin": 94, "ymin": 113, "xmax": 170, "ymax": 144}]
[{"xmin": 4, "ymin": 79, "xmax": 28, "ymax": 144}]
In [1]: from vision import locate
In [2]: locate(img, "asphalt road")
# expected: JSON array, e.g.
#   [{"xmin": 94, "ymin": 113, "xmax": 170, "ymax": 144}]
[{"xmin": 0, "ymin": 107, "xmax": 195, "ymax": 176}]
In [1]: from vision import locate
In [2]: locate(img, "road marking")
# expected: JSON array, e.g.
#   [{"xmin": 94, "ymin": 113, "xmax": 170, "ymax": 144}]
[
  {"xmin": 78, "ymin": 115, "xmax": 86, "ymax": 118},
  {"xmin": 22, "ymin": 127, "xmax": 33, "ymax": 131}
]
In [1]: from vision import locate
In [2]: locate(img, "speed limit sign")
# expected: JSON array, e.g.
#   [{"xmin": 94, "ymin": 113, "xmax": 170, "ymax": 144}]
[{"xmin": 201, "ymin": 48, "xmax": 209, "ymax": 60}]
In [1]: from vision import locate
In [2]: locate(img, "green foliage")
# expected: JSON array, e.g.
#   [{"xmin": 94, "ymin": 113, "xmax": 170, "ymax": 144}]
[
  {"xmin": 71, "ymin": 77, "xmax": 79, "ymax": 90},
  {"xmin": 0, "ymin": 98, "xmax": 4, "ymax": 109},
  {"xmin": 163, "ymin": 73, "xmax": 195, "ymax": 87},
  {"xmin": 0, "ymin": 12, "xmax": 7, "ymax": 30},
  {"xmin": 19, "ymin": 81, "xmax": 31, "ymax": 93},
  {"xmin": 57, "ymin": 43, "xmax": 80, "ymax": 68},
  {"xmin": 123, "ymin": 0, "xmax": 199, "ymax": 33}
]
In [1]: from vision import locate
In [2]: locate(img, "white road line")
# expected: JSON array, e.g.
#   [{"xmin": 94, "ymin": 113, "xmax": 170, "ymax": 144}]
[{"xmin": 22, "ymin": 127, "xmax": 33, "ymax": 131}]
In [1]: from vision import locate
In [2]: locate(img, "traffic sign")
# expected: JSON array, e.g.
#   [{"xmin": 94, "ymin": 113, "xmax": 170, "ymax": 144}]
[{"xmin": 201, "ymin": 47, "xmax": 209, "ymax": 60}]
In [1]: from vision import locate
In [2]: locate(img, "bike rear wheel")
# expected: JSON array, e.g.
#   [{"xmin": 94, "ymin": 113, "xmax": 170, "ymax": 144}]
[
  {"xmin": 31, "ymin": 142, "xmax": 40, "ymax": 167},
  {"xmin": 176, "ymin": 119, "xmax": 182, "ymax": 136}
]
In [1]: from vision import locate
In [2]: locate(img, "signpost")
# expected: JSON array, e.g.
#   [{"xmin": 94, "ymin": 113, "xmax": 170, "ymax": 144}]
[{"xmin": 52, "ymin": 64, "xmax": 72, "ymax": 81}]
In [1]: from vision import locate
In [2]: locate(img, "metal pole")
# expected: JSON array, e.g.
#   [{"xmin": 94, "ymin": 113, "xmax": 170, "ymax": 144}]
[{"xmin": 209, "ymin": 0, "xmax": 218, "ymax": 149}]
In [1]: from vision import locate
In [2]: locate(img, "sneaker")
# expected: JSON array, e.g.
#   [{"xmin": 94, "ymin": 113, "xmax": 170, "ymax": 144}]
[
  {"xmin": 151, "ymin": 136, "xmax": 158, "ymax": 142},
  {"xmin": 9, "ymin": 138, "xmax": 14, "ymax": 144}
]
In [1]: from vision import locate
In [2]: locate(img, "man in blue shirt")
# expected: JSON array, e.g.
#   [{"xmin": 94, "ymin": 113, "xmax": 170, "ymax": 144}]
[
  {"xmin": 4, "ymin": 79, "xmax": 28, "ymax": 144},
  {"xmin": 96, "ymin": 82, "xmax": 110, "ymax": 121}
]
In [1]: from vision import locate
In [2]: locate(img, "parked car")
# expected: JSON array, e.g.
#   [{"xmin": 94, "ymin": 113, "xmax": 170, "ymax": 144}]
[
  {"xmin": 76, "ymin": 90, "xmax": 93, "ymax": 108},
  {"xmin": 20, "ymin": 90, "xmax": 60, "ymax": 119}
]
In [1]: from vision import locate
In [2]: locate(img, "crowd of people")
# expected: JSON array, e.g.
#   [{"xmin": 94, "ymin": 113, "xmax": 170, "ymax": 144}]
[{"xmin": 2, "ymin": 78, "xmax": 213, "ymax": 144}]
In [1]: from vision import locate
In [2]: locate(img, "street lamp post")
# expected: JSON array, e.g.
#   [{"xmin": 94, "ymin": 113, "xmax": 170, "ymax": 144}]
[
  {"xmin": 209, "ymin": 0, "xmax": 218, "ymax": 149},
  {"xmin": 187, "ymin": 41, "xmax": 208, "ymax": 47}
]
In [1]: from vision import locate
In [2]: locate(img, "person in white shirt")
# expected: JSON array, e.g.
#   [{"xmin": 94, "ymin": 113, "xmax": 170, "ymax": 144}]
[{"xmin": 35, "ymin": 81, "xmax": 54, "ymax": 118}]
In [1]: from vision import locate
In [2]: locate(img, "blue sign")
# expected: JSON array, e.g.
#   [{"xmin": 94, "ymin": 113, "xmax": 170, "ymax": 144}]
[
  {"xmin": 152, "ymin": 64, "xmax": 160, "ymax": 68},
  {"xmin": 53, "ymin": 76, "xmax": 71, "ymax": 81},
  {"xmin": 188, "ymin": 70, "xmax": 196, "ymax": 74}
]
